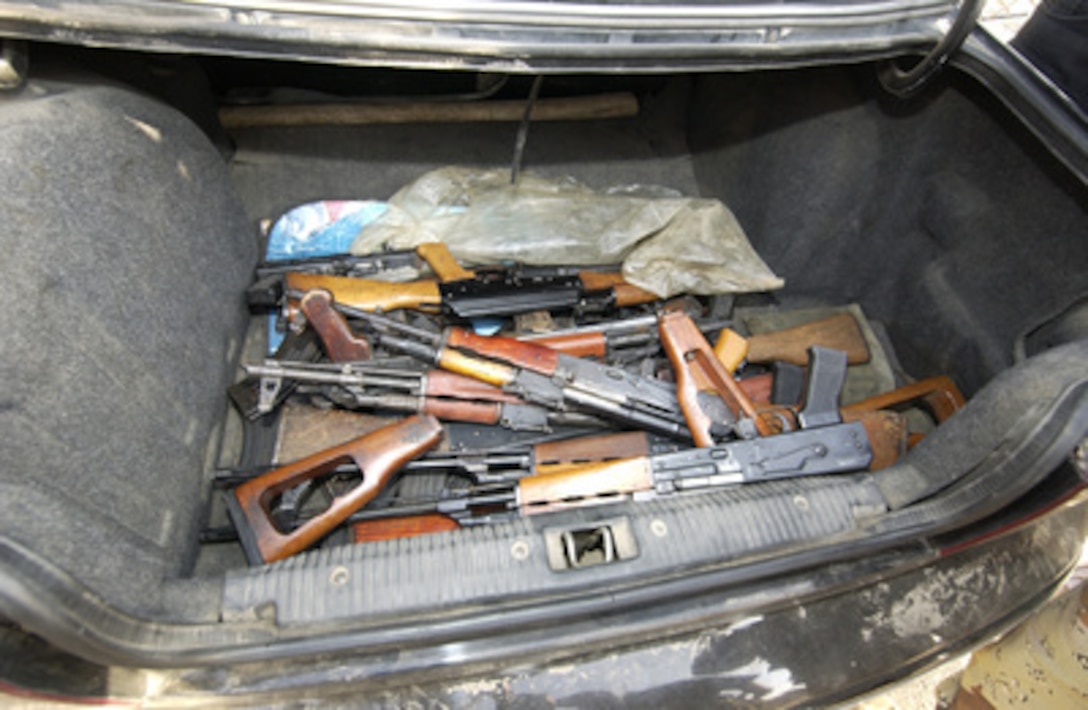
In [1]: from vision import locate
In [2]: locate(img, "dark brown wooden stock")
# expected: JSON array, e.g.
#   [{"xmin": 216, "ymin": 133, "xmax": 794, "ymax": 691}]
[
  {"xmin": 300, "ymin": 289, "xmax": 372, "ymax": 362},
  {"xmin": 659, "ymin": 310, "xmax": 773, "ymax": 445},
  {"xmin": 230, "ymin": 414, "xmax": 444, "ymax": 563},
  {"xmin": 746, "ymin": 313, "xmax": 871, "ymax": 366},
  {"xmin": 352, "ymin": 514, "xmax": 461, "ymax": 543},
  {"xmin": 445, "ymin": 328, "xmax": 561, "ymax": 374}
]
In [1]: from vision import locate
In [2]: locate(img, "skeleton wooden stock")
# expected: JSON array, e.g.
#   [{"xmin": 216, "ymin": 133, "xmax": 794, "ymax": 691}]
[{"xmin": 226, "ymin": 414, "xmax": 443, "ymax": 565}]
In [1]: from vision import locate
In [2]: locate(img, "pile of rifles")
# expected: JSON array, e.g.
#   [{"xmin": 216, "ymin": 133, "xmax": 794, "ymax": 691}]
[{"xmin": 206, "ymin": 243, "xmax": 965, "ymax": 566}]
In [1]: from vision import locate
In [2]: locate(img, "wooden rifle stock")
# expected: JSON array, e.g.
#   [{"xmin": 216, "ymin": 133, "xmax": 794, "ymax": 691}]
[
  {"xmin": 226, "ymin": 414, "xmax": 444, "ymax": 564},
  {"xmin": 746, "ymin": 313, "xmax": 870, "ymax": 366},
  {"xmin": 658, "ymin": 310, "xmax": 772, "ymax": 444}
]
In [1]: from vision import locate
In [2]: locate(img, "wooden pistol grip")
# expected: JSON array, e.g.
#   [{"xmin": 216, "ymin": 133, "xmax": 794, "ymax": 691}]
[
  {"xmin": 747, "ymin": 313, "xmax": 871, "ymax": 366},
  {"xmin": 285, "ymin": 272, "xmax": 442, "ymax": 313},
  {"xmin": 352, "ymin": 514, "xmax": 460, "ymax": 544},
  {"xmin": 228, "ymin": 414, "xmax": 444, "ymax": 564},
  {"xmin": 420, "ymin": 398, "xmax": 502, "ymax": 425},
  {"xmin": 423, "ymin": 369, "xmax": 523, "ymax": 404},
  {"xmin": 533, "ymin": 430, "xmax": 652, "ymax": 466},
  {"xmin": 840, "ymin": 376, "xmax": 965, "ymax": 423},
  {"xmin": 517, "ymin": 457, "xmax": 653, "ymax": 515},
  {"xmin": 445, "ymin": 328, "xmax": 561, "ymax": 374},
  {"xmin": 659, "ymin": 311, "xmax": 772, "ymax": 445},
  {"xmin": 300, "ymin": 289, "xmax": 371, "ymax": 362},
  {"xmin": 416, "ymin": 242, "xmax": 475, "ymax": 282},
  {"xmin": 527, "ymin": 331, "xmax": 608, "ymax": 359}
]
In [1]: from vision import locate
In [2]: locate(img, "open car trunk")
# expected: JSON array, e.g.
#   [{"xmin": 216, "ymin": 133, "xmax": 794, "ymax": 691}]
[{"xmin": 1, "ymin": 39, "xmax": 1087, "ymax": 705}]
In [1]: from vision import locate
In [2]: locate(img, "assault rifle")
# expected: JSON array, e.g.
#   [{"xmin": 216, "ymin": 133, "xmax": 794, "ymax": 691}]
[
  {"xmin": 294, "ymin": 289, "xmax": 698, "ymax": 440},
  {"xmin": 284, "ymin": 262, "xmax": 661, "ymax": 319},
  {"xmin": 347, "ymin": 420, "xmax": 873, "ymax": 534},
  {"xmin": 211, "ymin": 430, "xmax": 678, "ymax": 548},
  {"xmin": 243, "ymin": 359, "xmax": 606, "ymax": 432}
]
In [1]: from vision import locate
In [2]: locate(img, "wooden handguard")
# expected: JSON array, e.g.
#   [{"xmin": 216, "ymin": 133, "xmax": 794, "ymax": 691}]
[
  {"xmin": 659, "ymin": 310, "xmax": 773, "ymax": 444},
  {"xmin": 444, "ymin": 327, "xmax": 562, "ymax": 374},
  {"xmin": 517, "ymin": 457, "xmax": 654, "ymax": 515},
  {"xmin": 226, "ymin": 414, "xmax": 444, "ymax": 565},
  {"xmin": 527, "ymin": 331, "xmax": 609, "ymax": 359},
  {"xmin": 422, "ymin": 369, "xmax": 524, "ymax": 404},
  {"xmin": 286, "ymin": 272, "xmax": 441, "ymax": 313}
]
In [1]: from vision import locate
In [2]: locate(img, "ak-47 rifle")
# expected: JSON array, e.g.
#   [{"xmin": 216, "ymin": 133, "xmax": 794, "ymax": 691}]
[
  {"xmin": 294, "ymin": 289, "xmax": 695, "ymax": 440},
  {"xmin": 284, "ymin": 260, "xmax": 662, "ymax": 319},
  {"xmin": 347, "ymin": 420, "xmax": 873, "ymax": 535},
  {"xmin": 242, "ymin": 359, "xmax": 606, "ymax": 432}
]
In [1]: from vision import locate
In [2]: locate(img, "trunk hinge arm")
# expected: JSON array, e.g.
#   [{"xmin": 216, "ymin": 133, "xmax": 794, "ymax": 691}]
[{"xmin": 878, "ymin": 0, "xmax": 985, "ymax": 97}]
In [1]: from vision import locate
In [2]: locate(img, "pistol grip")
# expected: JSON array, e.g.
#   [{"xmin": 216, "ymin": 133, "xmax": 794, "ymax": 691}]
[
  {"xmin": 300, "ymin": 289, "xmax": 371, "ymax": 362},
  {"xmin": 227, "ymin": 414, "xmax": 444, "ymax": 565}
]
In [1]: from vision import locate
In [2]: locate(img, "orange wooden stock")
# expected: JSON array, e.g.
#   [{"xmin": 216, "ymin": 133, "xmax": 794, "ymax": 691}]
[
  {"xmin": 230, "ymin": 414, "xmax": 444, "ymax": 563},
  {"xmin": 659, "ymin": 310, "xmax": 772, "ymax": 445},
  {"xmin": 445, "ymin": 328, "xmax": 561, "ymax": 374},
  {"xmin": 352, "ymin": 514, "xmax": 461, "ymax": 543}
]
